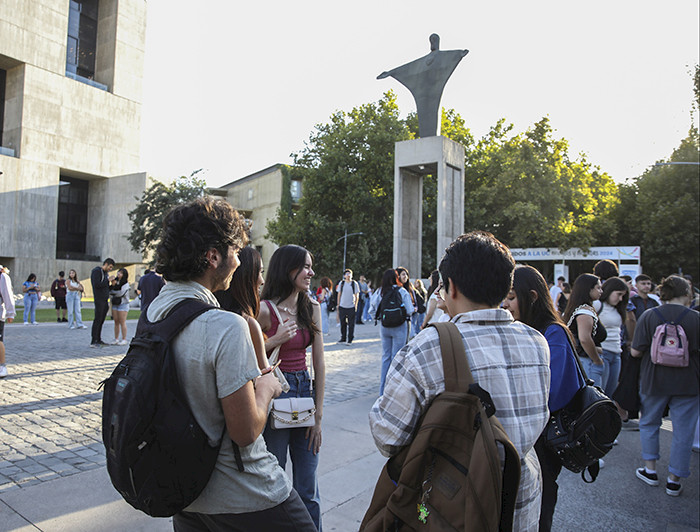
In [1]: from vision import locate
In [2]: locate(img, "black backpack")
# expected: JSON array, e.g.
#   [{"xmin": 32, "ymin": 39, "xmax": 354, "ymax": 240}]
[
  {"xmin": 376, "ymin": 287, "xmax": 408, "ymax": 328},
  {"xmin": 101, "ymin": 298, "xmax": 241, "ymax": 517}
]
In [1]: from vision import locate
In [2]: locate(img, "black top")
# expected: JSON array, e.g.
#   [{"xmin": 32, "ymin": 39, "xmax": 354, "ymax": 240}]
[
  {"xmin": 632, "ymin": 304, "xmax": 699, "ymax": 396},
  {"xmin": 631, "ymin": 294, "xmax": 659, "ymax": 320},
  {"xmin": 568, "ymin": 306, "xmax": 607, "ymax": 357},
  {"xmin": 91, "ymin": 266, "xmax": 110, "ymax": 301}
]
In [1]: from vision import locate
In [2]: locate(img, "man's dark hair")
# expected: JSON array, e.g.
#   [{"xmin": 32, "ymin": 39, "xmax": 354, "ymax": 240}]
[
  {"xmin": 103, "ymin": 258, "xmax": 116, "ymax": 267},
  {"xmin": 144, "ymin": 269, "xmax": 152, "ymax": 275},
  {"xmin": 620, "ymin": 274, "xmax": 632, "ymax": 282},
  {"xmin": 58, "ymin": 271, "xmax": 65, "ymax": 277},
  {"xmin": 438, "ymin": 231, "xmax": 515, "ymax": 307},
  {"xmin": 557, "ymin": 276, "xmax": 565, "ymax": 282},
  {"xmin": 155, "ymin": 197, "xmax": 248, "ymax": 282},
  {"xmin": 635, "ymin": 274, "xmax": 651, "ymax": 283},
  {"xmin": 593, "ymin": 259, "xmax": 618, "ymax": 280}
]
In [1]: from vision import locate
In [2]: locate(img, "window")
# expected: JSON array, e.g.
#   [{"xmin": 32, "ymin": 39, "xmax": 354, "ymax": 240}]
[
  {"xmin": 66, "ymin": 0, "xmax": 99, "ymax": 80},
  {"xmin": 56, "ymin": 177, "xmax": 89, "ymax": 258},
  {"xmin": 290, "ymin": 180, "xmax": 302, "ymax": 202}
]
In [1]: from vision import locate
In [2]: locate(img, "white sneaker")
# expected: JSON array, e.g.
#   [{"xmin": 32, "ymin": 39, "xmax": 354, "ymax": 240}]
[
  {"xmin": 118, "ymin": 339, "xmax": 128, "ymax": 346},
  {"xmin": 598, "ymin": 459, "xmax": 605, "ymax": 469},
  {"xmin": 69, "ymin": 325, "xmax": 76, "ymax": 330},
  {"xmin": 0, "ymin": 365, "xmax": 7, "ymax": 378},
  {"xmin": 79, "ymin": 325, "xmax": 87, "ymax": 329},
  {"xmin": 31, "ymin": 321, "xmax": 39, "ymax": 325},
  {"xmin": 24, "ymin": 322, "xmax": 29, "ymax": 325}
]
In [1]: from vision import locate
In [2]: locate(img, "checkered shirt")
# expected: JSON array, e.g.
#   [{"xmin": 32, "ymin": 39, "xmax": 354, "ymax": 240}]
[{"xmin": 369, "ymin": 308, "xmax": 551, "ymax": 532}]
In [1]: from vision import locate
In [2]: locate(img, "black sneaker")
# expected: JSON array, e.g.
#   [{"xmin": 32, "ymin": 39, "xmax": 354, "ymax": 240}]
[
  {"xmin": 636, "ymin": 468, "xmax": 659, "ymax": 486},
  {"xmin": 666, "ymin": 481, "xmax": 682, "ymax": 496},
  {"xmin": 62, "ymin": 318, "xmax": 68, "ymax": 322},
  {"xmin": 57, "ymin": 318, "xmax": 62, "ymax": 322}
]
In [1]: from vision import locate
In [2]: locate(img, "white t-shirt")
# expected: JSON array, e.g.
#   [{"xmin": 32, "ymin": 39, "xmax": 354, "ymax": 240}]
[{"xmin": 336, "ymin": 280, "xmax": 358, "ymax": 309}]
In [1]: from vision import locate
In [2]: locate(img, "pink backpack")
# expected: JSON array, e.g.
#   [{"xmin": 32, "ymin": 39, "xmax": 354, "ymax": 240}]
[{"xmin": 650, "ymin": 307, "xmax": 691, "ymax": 368}]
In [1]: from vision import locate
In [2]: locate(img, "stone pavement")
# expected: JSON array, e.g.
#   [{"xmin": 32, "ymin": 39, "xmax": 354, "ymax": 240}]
[{"xmin": 1, "ymin": 318, "xmax": 698, "ymax": 531}]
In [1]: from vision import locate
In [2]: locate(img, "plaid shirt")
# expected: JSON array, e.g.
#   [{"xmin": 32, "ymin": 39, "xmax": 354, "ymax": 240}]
[{"xmin": 369, "ymin": 308, "xmax": 551, "ymax": 532}]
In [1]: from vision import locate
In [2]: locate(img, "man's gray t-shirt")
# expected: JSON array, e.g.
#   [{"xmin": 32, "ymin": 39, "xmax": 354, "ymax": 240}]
[
  {"xmin": 147, "ymin": 281, "xmax": 291, "ymax": 514},
  {"xmin": 337, "ymin": 280, "xmax": 358, "ymax": 309}
]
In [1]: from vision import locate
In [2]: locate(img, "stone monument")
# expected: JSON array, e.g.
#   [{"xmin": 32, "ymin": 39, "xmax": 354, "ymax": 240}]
[{"xmin": 378, "ymin": 34, "xmax": 467, "ymax": 275}]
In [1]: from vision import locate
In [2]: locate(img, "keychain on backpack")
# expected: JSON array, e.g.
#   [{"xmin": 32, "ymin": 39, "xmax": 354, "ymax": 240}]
[{"xmin": 417, "ymin": 470, "xmax": 433, "ymax": 523}]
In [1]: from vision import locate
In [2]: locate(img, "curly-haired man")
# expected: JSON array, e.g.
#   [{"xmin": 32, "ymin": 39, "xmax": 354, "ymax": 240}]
[{"xmin": 149, "ymin": 197, "xmax": 316, "ymax": 531}]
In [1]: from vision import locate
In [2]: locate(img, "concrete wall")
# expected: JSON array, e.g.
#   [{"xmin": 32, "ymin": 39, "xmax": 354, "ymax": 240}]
[{"xmin": 0, "ymin": 0, "xmax": 148, "ymax": 294}]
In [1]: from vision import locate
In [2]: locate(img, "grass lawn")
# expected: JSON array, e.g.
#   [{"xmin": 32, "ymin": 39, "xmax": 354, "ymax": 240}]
[{"xmin": 13, "ymin": 307, "xmax": 141, "ymax": 323}]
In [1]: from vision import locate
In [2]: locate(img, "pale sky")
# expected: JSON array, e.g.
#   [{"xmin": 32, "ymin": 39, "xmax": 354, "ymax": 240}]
[{"xmin": 139, "ymin": 1, "xmax": 700, "ymax": 188}]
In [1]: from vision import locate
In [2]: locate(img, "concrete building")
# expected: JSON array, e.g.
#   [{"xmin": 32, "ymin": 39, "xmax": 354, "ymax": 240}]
[
  {"xmin": 0, "ymin": 0, "xmax": 147, "ymax": 289},
  {"xmin": 215, "ymin": 164, "xmax": 302, "ymax": 267}
]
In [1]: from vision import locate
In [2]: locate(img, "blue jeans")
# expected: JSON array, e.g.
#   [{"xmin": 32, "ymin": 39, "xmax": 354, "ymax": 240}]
[
  {"xmin": 410, "ymin": 312, "xmax": 424, "ymax": 338},
  {"xmin": 363, "ymin": 297, "xmax": 372, "ymax": 322},
  {"xmin": 639, "ymin": 392, "xmax": 699, "ymax": 478},
  {"xmin": 320, "ymin": 302, "xmax": 329, "ymax": 335},
  {"xmin": 601, "ymin": 349, "xmax": 621, "ymax": 397},
  {"xmin": 581, "ymin": 356, "xmax": 604, "ymax": 388},
  {"xmin": 23, "ymin": 293, "xmax": 38, "ymax": 323},
  {"xmin": 379, "ymin": 322, "xmax": 408, "ymax": 395},
  {"xmin": 264, "ymin": 370, "xmax": 321, "ymax": 531},
  {"xmin": 66, "ymin": 291, "xmax": 84, "ymax": 328}
]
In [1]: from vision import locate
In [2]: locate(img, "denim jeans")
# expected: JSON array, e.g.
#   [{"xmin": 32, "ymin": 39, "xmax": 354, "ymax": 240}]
[
  {"xmin": 410, "ymin": 312, "xmax": 424, "ymax": 338},
  {"xmin": 66, "ymin": 291, "xmax": 84, "ymax": 328},
  {"xmin": 23, "ymin": 293, "xmax": 38, "ymax": 323},
  {"xmin": 600, "ymin": 349, "xmax": 621, "ymax": 397},
  {"xmin": 581, "ymin": 356, "xmax": 604, "ymax": 388},
  {"xmin": 263, "ymin": 370, "xmax": 321, "ymax": 531},
  {"xmin": 639, "ymin": 391, "xmax": 699, "ymax": 477},
  {"xmin": 379, "ymin": 322, "xmax": 408, "ymax": 395},
  {"xmin": 363, "ymin": 297, "xmax": 372, "ymax": 322},
  {"xmin": 319, "ymin": 302, "xmax": 329, "ymax": 335}
]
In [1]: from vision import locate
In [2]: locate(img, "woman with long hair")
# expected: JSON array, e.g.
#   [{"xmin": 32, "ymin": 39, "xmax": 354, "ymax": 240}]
[
  {"xmin": 593, "ymin": 277, "xmax": 629, "ymax": 397},
  {"xmin": 396, "ymin": 267, "xmax": 418, "ymax": 339},
  {"xmin": 256, "ymin": 245, "xmax": 325, "ymax": 530},
  {"xmin": 22, "ymin": 273, "xmax": 40, "ymax": 325},
  {"xmin": 632, "ymin": 275, "xmax": 699, "ymax": 497},
  {"xmin": 502, "ymin": 265, "xmax": 586, "ymax": 531},
  {"xmin": 109, "ymin": 268, "xmax": 130, "ymax": 345},
  {"xmin": 316, "ymin": 277, "xmax": 333, "ymax": 336},
  {"xmin": 503, "ymin": 265, "xmax": 585, "ymax": 532},
  {"xmin": 421, "ymin": 270, "xmax": 446, "ymax": 328},
  {"xmin": 215, "ymin": 247, "xmax": 268, "ymax": 368},
  {"xmin": 563, "ymin": 273, "xmax": 607, "ymax": 387},
  {"xmin": 66, "ymin": 269, "xmax": 87, "ymax": 329},
  {"xmin": 413, "ymin": 278, "xmax": 428, "ymax": 334},
  {"xmin": 368, "ymin": 268, "xmax": 414, "ymax": 394}
]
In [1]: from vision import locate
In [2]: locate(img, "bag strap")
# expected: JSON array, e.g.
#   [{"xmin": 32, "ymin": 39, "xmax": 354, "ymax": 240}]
[
  {"xmin": 137, "ymin": 298, "xmax": 215, "ymax": 341},
  {"xmin": 429, "ymin": 321, "xmax": 474, "ymax": 392},
  {"xmin": 556, "ymin": 322, "xmax": 591, "ymax": 385},
  {"xmin": 652, "ymin": 305, "xmax": 691, "ymax": 325}
]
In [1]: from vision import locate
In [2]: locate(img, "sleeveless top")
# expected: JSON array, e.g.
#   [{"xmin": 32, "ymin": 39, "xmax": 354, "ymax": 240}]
[{"xmin": 264, "ymin": 300, "xmax": 311, "ymax": 373}]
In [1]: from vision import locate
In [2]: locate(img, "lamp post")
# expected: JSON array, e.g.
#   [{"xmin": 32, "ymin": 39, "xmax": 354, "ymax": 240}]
[{"xmin": 336, "ymin": 229, "xmax": 364, "ymax": 272}]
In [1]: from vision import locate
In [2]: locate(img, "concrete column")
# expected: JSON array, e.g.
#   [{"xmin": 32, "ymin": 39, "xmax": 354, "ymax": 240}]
[{"xmin": 394, "ymin": 136, "xmax": 465, "ymax": 274}]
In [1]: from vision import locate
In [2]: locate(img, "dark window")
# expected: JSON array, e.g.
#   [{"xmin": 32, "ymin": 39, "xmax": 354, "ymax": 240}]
[
  {"xmin": 0, "ymin": 68, "xmax": 5, "ymax": 147},
  {"xmin": 66, "ymin": 0, "xmax": 98, "ymax": 80},
  {"xmin": 56, "ymin": 177, "xmax": 89, "ymax": 258}
]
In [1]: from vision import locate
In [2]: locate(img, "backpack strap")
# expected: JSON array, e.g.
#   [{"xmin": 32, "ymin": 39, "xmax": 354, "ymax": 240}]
[
  {"xmin": 137, "ymin": 298, "xmax": 215, "ymax": 340},
  {"xmin": 429, "ymin": 321, "xmax": 474, "ymax": 392}
]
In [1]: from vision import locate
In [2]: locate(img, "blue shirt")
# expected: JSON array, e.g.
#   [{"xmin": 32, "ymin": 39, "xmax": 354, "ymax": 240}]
[{"xmin": 544, "ymin": 324, "xmax": 586, "ymax": 412}]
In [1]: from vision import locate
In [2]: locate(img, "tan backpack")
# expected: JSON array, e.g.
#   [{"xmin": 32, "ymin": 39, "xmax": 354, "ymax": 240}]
[{"xmin": 361, "ymin": 322, "xmax": 521, "ymax": 532}]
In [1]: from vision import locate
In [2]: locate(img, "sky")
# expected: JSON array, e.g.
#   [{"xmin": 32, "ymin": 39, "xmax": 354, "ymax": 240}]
[{"xmin": 139, "ymin": 1, "xmax": 700, "ymax": 188}]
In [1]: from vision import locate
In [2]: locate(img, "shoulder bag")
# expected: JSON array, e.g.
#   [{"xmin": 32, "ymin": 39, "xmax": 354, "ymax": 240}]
[{"xmin": 543, "ymin": 326, "xmax": 621, "ymax": 482}]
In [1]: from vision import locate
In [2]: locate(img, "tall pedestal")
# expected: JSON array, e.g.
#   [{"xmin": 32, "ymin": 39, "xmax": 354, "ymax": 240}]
[{"xmin": 393, "ymin": 136, "xmax": 465, "ymax": 275}]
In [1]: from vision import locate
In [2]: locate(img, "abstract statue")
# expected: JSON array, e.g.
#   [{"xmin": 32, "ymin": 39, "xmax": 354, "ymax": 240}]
[{"xmin": 378, "ymin": 34, "xmax": 469, "ymax": 138}]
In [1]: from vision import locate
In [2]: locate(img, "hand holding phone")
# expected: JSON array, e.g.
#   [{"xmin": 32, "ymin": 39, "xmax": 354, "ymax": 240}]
[{"xmin": 261, "ymin": 360, "xmax": 282, "ymax": 375}]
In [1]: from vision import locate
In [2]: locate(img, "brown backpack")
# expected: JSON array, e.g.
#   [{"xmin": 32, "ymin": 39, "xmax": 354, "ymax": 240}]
[{"xmin": 361, "ymin": 322, "xmax": 521, "ymax": 532}]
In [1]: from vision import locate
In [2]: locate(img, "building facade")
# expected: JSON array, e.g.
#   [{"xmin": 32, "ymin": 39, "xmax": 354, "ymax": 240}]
[
  {"xmin": 0, "ymin": 0, "xmax": 147, "ymax": 289},
  {"xmin": 217, "ymin": 164, "xmax": 302, "ymax": 268}
]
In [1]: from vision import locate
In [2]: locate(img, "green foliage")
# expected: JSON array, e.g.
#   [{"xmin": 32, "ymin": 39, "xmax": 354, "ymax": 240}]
[
  {"xmin": 611, "ymin": 130, "xmax": 700, "ymax": 281},
  {"xmin": 127, "ymin": 170, "xmax": 207, "ymax": 257},
  {"xmin": 266, "ymin": 92, "xmax": 411, "ymax": 281},
  {"xmin": 462, "ymin": 117, "xmax": 618, "ymax": 250}
]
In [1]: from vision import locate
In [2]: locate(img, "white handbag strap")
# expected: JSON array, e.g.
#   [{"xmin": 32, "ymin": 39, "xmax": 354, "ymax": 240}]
[{"xmin": 266, "ymin": 299, "xmax": 314, "ymax": 390}]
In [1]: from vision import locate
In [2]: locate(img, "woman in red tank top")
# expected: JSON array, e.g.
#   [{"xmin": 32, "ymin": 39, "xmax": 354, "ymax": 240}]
[{"xmin": 257, "ymin": 245, "xmax": 325, "ymax": 530}]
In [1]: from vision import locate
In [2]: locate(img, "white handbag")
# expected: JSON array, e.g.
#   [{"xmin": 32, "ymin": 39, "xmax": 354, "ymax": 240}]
[
  {"xmin": 267, "ymin": 300, "xmax": 315, "ymax": 429},
  {"xmin": 270, "ymin": 397, "xmax": 316, "ymax": 429}
]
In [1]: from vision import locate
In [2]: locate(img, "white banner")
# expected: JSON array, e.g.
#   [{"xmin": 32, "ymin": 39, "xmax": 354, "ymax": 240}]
[{"xmin": 509, "ymin": 246, "xmax": 641, "ymax": 261}]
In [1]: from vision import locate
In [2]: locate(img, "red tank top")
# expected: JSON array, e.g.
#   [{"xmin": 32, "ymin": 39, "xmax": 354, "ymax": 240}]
[{"xmin": 264, "ymin": 300, "xmax": 311, "ymax": 372}]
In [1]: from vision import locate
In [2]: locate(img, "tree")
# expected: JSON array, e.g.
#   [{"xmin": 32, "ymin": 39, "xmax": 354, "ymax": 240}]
[
  {"xmin": 462, "ymin": 117, "xmax": 618, "ymax": 251},
  {"xmin": 127, "ymin": 170, "xmax": 207, "ymax": 257},
  {"xmin": 266, "ymin": 92, "xmax": 411, "ymax": 280}
]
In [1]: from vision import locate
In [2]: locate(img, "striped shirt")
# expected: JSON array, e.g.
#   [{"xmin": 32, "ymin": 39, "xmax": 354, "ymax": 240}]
[{"xmin": 369, "ymin": 308, "xmax": 551, "ymax": 532}]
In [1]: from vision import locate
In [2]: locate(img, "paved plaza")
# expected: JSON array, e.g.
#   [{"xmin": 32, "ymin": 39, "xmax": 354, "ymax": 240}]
[{"xmin": 0, "ymin": 317, "xmax": 698, "ymax": 531}]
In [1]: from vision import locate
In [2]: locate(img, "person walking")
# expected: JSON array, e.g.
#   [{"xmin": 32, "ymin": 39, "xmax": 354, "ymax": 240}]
[
  {"xmin": 90, "ymin": 258, "xmax": 115, "ymax": 347},
  {"xmin": 315, "ymin": 277, "xmax": 333, "ymax": 336},
  {"xmin": 65, "ymin": 269, "xmax": 87, "ymax": 329},
  {"xmin": 368, "ymin": 268, "xmax": 413, "ymax": 395},
  {"xmin": 258, "ymin": 245, "xmax": 325, "ymax": 531},
  {"xmin": 22, "ymin": 273, "xmax": 40, "ymax": 325},
  {"xmin": 335, "ymin": 269, "xmax": 359, "ymax": 345},
  {"xmin": 136, "ymin": 268, "xmax": 165, "ymax": 312}
]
